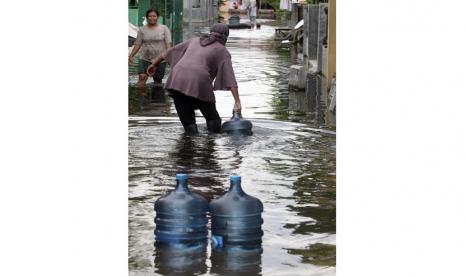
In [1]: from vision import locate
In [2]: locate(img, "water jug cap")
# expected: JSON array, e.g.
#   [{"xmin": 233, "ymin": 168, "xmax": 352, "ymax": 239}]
[
  {"xmin": 176, "ymin": 173, "xmax": 188, "ymax": 181},
  {"xmin": 230, "ymin": 175, "xmax": 241, "ymax": 182}
]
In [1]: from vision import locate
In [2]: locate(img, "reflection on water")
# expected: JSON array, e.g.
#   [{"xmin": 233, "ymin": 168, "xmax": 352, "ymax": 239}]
[
  {"xmin": 287, "ymin": 243, "xmax": 336, "ymax": 267},
  {"xmin": 128, "ymin": 86, "xmax": 173, "ymax": 117},
  {"xmin": 129, "ymin": 22, "xmax": 336, "ymax": 276},
  {"xmin": 167, "ymin": 132, "xmax": 226, "ymax": 201},
  {"xmin": 211, "ymin": 245, "xmax": 263, "ymax": 276},
  {"xmin": 154, "ymin": 243, "xmax": 208, "ymax": 275}
]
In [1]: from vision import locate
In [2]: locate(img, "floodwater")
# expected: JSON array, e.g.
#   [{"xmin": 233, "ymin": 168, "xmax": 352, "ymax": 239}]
[{"xmin": 128, "ymin": 21, "xmax": 336, "ymax": 276}]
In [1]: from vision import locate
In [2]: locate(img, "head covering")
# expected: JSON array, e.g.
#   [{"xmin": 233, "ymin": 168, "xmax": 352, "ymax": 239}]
[{"xmin": 199, "ymin": 23, "xmax": 230, "ymax": 47}]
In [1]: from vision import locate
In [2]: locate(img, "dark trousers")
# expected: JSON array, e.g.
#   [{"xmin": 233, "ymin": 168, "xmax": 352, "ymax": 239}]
[
  {"xmin": 138, "ymin": 60, "xmax": 166, "ymax": 83},
  {"xmin": 168, "ymin": 89, "xmax": 221, "ymax": 131}
]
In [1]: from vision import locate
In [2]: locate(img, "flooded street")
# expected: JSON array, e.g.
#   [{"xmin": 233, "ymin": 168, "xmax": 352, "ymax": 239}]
[{"xmin": 129, "ymin": 22, "xmax": 336, "ymax": 275}]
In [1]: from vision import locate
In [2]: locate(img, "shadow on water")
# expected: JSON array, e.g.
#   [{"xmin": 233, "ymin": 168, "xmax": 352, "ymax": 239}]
[{"xmin": 128, "ymin": 22, "xmax": 336, "ymax": 276}]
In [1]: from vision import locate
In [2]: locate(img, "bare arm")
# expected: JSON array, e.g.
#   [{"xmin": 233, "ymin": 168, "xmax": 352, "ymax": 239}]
[
  {"xmin": 128, "ymin": 43, "xmax": 142, "ymax": 65},
  {"xmin": 146, "ymin": 52, "xmax": 167, "ymax": 75},
  {"xmin": 150, "ymin": 53, "xmax": 166, "ymax": 67},
  {"xmin": 231, "ymin": 86, "xmax": 242, "ymax": 111}
]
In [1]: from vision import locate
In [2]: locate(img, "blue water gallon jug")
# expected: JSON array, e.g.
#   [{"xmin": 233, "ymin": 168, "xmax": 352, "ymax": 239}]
[
  {"xmin": 209, "ymin": 175, "xmax": 264, "ymax": 247},
  {"xmin": 221, "ymin": 110, "xmax": 253, "ymax": 134},
  {"xmin": 154, "ymin": 173, "xmax": 208, "ymax": 245}
]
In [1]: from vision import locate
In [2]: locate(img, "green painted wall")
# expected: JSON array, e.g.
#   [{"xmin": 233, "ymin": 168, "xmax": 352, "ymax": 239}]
[
  {"xmin": 128, "ymin": 8, "xmax": 138, "ymax": 26},
  {"xmin": 153, "ymin": 0, "xmax": 183, "ymax": 44},
  {"xmin": 138, "ymin": 0, "xmax": 152, "ymax": 26}
]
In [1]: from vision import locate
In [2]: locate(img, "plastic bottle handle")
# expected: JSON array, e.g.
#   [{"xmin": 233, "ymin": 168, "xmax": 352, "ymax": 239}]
[{"xmin": 232, "ymin": 110, "xmax": 243, "ymax": 120}]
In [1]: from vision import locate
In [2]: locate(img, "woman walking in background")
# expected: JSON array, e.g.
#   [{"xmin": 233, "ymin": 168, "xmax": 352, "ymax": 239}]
[
  {"xmin": 148, "ymin": 23, "xmax": 242, "ymax": 134},
  {"xmin": 248, "ymin": 0, "xmax": 257, "ymax": 28},
  {"xmin": 128, "ymin": 9, "xmax": 172, "ymax": 93}
]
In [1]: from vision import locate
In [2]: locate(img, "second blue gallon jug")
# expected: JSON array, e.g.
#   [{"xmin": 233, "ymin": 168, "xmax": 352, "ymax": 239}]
[
  {"xmin": 209, "ymin": 175, "xmax": 264, "ymax": 247},
  {"xmin": 154, "ymin": 173, "xmax": 208, "ymax": 245}
]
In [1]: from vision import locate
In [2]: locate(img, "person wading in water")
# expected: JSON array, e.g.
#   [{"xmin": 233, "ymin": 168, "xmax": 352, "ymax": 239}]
[{"xmin": 148, "ymin": 23, "xmax": 242, "ymax": 134}]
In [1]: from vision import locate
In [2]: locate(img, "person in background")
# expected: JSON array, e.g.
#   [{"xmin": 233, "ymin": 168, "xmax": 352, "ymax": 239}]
[
  {"xmin": 248, "ymin": 0, "xmax": 257, "ymax": 28},
  {"xmin": 128, "ymin": 8, "xmax": 172, "ymax": 94},
  {"xmin": 148, "ymin": 23, "xmax": 242, "ymax": 134}
]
